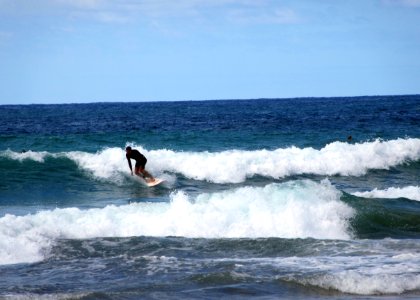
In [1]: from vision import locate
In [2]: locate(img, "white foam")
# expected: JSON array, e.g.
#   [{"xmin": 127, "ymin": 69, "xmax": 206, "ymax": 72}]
[
  {"xmin": 353, "ymin": 186, "xmax": 420, "ymax": 201},
  {"xmin": 291, "ymin": 264, "xmax": 420, "ymax": 295},
  {"xmin": 0, "ymin": 180, "xmax": 353, "ymax": 265},
  {"xmin": 2, "ymin": 138, "xmax": 419, "ymax": 184},
  {"xmin": 65, "ymin": 148, "xmax": 128, "ymax": 184},
  {"xmin": 147, "ymin": 138, "xmax": 420, "ymax": 183},
  {"xmin": 275, "ymin": 241, "xmax": 420, "ymax": 295},
  {"xmin": 1, "ymin": 149, "xmax": 50, "ymax": 163}
]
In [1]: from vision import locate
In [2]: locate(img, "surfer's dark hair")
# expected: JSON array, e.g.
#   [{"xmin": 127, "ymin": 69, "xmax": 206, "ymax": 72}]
[{"xmin": 125, "ymin": 146, "xmax": 132, "ymax": 151}]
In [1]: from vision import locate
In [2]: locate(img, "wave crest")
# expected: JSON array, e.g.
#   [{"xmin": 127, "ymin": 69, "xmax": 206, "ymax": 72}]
[
  {"xmin": 0, "ymin": 180, "xmax": 353, "ymax": 265},
  {"xmin": 2, "ymin": 138, "xmax": 419, "ymax": 184},
  {"xmin": 353, "ymin": 186, "xmax": 420, "ymax": 201}
]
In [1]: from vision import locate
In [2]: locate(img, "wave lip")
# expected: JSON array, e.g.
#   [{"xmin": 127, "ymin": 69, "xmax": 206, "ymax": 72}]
[
  {"xmin": 0, "ymin": 149, "xmax": 51, "ymax": 162},
  {"xmin": 0, "ymin": 180, "xmax": 353, "ymax": 265},
  {"xmin": 353, "ymin": 186, "xmax": 420, "ymax": 201}
]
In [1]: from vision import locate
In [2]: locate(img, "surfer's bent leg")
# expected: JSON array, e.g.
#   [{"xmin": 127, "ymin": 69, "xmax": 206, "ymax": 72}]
[
  {"xmin": 135, "ymin": 162, "xmax": 155, "ymax": 182},
  {"xmin": 141, "ymin": 169, "xmax": 155, "ymax": 182},
  {"xmin": 134, "ymin": 163, "xmax": 146, "ymax": 179}
]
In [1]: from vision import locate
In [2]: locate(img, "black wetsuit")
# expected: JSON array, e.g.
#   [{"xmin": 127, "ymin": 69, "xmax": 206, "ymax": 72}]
[{"xmin": 126, "ymin": 149, "xmax": 147, "ymax": 170}]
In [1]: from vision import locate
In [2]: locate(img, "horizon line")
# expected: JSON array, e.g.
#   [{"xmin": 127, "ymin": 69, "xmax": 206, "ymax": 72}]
[{"xmin": 1, "ymin": 93, "xmax": 419, "ymax": 106}]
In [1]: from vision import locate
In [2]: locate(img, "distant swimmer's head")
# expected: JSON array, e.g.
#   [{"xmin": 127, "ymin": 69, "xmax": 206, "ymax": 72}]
[{"xmin": 125, "ymin": 146, "xmax": 132, "ymax": 153}]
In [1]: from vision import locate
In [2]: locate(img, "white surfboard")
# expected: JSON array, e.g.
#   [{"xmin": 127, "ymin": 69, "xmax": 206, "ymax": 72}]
[{"xmin": 146, "ymin": 178, "xmax": 165, "ymax": 187}]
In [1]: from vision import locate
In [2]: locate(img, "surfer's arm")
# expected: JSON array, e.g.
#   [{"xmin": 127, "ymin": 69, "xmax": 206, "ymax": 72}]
[{"xmin": 126, "ymin": 157, "xmax": 133, "ymax": 175}]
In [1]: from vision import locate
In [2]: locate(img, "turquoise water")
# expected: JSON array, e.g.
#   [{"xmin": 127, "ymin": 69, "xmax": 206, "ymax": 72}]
[{"xmin": 1, "ymin": 96, "xmax": 419, "ymax": 299}]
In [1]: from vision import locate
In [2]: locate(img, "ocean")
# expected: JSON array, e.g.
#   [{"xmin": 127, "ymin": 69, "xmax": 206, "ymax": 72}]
[{"xmin": 0, "ymin": 95, "xmax": 419, "ymax": 299}]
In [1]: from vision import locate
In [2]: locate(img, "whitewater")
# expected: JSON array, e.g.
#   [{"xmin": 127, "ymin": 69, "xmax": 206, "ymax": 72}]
[
  {"xmin": 1, "ymin": 97, "xmax": 419, "ymax": 299},
  {"xmin": 3, "ymin": 138, "xmax": 419, "ymax": 184},
  {"xmin": 0, "ymin": 180, "xmax": 354, "ymax": 265}
]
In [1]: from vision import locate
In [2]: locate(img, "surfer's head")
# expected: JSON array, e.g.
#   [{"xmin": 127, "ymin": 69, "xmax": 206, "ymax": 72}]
[{"xmin": 125, "ymin": 146, "xmax": 132, "ymax": 153}]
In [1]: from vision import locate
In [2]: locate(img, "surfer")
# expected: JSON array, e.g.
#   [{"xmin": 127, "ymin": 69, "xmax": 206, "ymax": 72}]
[{"xmin": 125, "ymin": 146, "xmax": 156, "ymax": 183}]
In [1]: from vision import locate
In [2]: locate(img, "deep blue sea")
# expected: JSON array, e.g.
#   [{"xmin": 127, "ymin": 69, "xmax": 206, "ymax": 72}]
[{"xmin": 1, "ymin": 96, "xmax": 419, "ymax": 299}]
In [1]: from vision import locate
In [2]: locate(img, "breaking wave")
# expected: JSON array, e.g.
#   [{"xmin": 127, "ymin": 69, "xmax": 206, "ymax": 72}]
[
  {"xmin": 0, "ymin": 180, "xmax": 353, "ymax": 265},
  {"xmin": 1, "ymin": 138, "xmax": 419, "ymax": 184}
]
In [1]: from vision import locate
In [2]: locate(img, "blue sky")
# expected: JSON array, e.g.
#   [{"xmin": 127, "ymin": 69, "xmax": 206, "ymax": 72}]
[{"xmin": 0, "ymin": 0, "xmax": 419, "ymax": 104}]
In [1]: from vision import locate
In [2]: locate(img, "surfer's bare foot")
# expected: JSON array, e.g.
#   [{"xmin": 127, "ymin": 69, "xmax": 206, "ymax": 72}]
[{"xmin": 147, "ymin": 178, "xmax": 156, "ymax": 183}]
